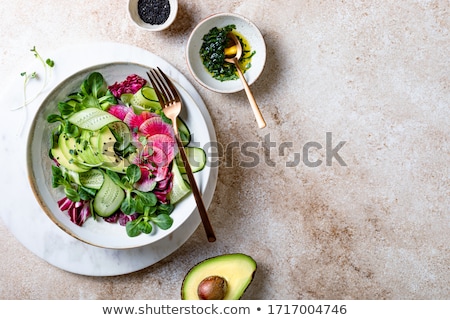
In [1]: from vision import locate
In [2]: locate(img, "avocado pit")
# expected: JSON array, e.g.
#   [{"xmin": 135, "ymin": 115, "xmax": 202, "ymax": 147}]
[{"xmin": 197, "ymin": 275, "xmax": 228, "ymax": 300}]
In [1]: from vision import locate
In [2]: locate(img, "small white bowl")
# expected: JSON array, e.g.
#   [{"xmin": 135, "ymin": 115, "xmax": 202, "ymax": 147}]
[
  {"xmin": 186, "ymin": 13, "xmax": 266, "ymax": 93},
  {"xmin": 128, "ymin": 0, "xmax": 178, "ymax": 31}
]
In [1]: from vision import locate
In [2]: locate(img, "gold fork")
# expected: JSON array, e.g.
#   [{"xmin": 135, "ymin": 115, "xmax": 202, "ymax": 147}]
[{"xmin": 147, "ymin": 67, "xmax": 216, "ymax": 242}]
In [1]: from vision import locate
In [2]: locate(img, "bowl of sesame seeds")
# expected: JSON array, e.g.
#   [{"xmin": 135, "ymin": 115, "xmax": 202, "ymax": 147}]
[{"xmin": 128, "ymin": 0, "xmax": 178, "ymax": 31}]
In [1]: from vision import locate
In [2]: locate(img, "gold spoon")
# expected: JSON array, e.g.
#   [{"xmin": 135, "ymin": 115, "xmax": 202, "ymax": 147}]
[{"xmin": 224, "ymin": 32, "xmax": 266, "ymax": 128}]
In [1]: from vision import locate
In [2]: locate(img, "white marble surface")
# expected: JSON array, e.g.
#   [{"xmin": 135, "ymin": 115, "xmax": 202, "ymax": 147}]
[{"xmin": 0, "ymin": 0, "xmax": 449, "ymax": 299}]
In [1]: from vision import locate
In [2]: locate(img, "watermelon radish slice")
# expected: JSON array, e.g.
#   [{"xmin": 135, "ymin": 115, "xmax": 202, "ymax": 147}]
[
  {"xmin": 124, "ymin": 110, "xmax": 155, "ymax": 130},
  {"xmin": 133, "ymin": 161, "xmax": 172, "ymax": 192},
  {"xmin": 133, "ymin": 167, "xmax": 156, "ymax": 192},
  {"xmin": 139, "ymin": 145, "xmax": 169, "ymax": 167},
  {"xmin": 147, "ymin": 133, "xmax": 177, "ymax": 164},
  {"xmin": 107, "ymin": 104, "xmax": 132, "ymax": 121},
  {"xmin": 139, "ymin": 116, "xmax": 174, "ymax": 138}
]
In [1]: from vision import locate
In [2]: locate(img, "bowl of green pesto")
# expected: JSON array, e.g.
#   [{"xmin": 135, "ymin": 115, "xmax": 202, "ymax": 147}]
[{"xmin": 186, "ymin": 13, "xmax": 266, "ymax": 93}]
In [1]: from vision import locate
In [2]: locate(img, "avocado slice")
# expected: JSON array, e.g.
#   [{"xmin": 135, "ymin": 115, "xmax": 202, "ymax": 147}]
[
  {"xmin": 181, "ymin": 253, "xmax": 257, "ymax": 300},
  {"xmin": 97, "ymin": 126, "xmax": 130, "ymax": 173},
  {"xmin": 76, "ymin": 129, "xmax": 104, "ymax": 165},
  {"xmin": 51, "ymin": 133, "xmax": 89, "ymax": 173}
]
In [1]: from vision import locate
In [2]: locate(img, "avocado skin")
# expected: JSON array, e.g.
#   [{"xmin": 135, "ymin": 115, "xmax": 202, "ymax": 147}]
[{"xmin": 181, "ymin": 253, "xmax": 257, "ymax": 300}]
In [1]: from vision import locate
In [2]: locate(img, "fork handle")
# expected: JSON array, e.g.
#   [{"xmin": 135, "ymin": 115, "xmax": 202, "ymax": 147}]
[{"xmin": 176, "ymin": 136, "xmax": 216, "ymax": 242}]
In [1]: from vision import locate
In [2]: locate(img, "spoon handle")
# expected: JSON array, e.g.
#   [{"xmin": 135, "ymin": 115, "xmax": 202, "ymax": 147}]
[{"xmin": 234, "ymin": 59, "xmax": 266, "ymax": 128}]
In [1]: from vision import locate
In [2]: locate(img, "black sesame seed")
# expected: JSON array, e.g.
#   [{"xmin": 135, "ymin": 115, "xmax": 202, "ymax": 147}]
[{"xmin": 137, "ymin": 0, "xmax": 171, "ymax": 25}]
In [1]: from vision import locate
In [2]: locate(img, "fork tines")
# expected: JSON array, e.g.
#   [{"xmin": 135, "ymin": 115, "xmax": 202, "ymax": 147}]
[{"xmin": 146, "ymin": 67, "xmax": 180, "ymax": 105}]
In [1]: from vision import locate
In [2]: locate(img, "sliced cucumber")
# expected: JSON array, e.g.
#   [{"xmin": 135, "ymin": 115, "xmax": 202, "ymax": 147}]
[
  {"xmin": 131, "ymin": 86, "xmax": 161, "ymax": 112},
  {"xmin": 79, "ymin": 169, "xmax": 104, "ymax": 190},
  {"xmin": 169, "ymin": 162, "xmax": 191, "ymax": 204},
  {"xmin": 141, "ymin": 86, "xmax": 158, "ymax": 101},
  {"xmin": 176, "ymin": 147, "xmax": 207, "ymax": 174},
  {"xmin": 177, "ymin": 118, "xmax": 191, "ymax": 146},
  {"xmin": 93, "ymin": 171, "xmax": 124, "ymax": 217},
  {"xmin": 108, "ymin": 121, "xmax": 131, "ymax": 151},
  {"xmin": 68, "ymin": 107, "xmax": 120, "ymax": 131},
  {"xmin": 120, "ymin": 93, "xmax": 134, "ymax": 105}
]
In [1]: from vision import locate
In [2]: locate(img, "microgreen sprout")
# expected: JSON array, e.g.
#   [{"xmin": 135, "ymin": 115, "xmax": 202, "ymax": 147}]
[
  {"xmin": 29, "ymin": 46, "xmax": 55, "ymax": 93},
  {"xmin": 13, "ymin": 46, "xmax": 55, "ymax": 135}
]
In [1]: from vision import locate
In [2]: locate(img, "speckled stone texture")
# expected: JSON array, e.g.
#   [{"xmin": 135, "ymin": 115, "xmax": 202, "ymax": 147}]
[{"xmin": 0, "ymin": 0, "xmax": 448, "ymax": 299}]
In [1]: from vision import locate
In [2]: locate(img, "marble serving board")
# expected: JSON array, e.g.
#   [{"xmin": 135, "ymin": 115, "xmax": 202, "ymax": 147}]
[{"xmin": 0, "ymin": 42, "xmax": 218, "ymax": 276}]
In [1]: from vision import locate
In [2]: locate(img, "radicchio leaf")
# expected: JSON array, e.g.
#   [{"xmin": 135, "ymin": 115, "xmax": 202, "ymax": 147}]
[{"xmin": 108, "ymin": 74, "xmax": 147, "ymax": 98}]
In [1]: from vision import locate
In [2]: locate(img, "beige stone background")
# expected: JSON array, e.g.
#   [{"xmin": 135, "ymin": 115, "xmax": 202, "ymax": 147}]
[{"xmin": 0, "ymin": 0, "xmax": 448, "ymax": 299}]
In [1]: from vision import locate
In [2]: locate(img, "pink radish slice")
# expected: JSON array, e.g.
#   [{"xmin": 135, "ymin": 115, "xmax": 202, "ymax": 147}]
[
  {"xmin": 147, "ymin": 145, "xmax": 170, "ymax": 168},
  {"xmin": 124, "ymin": 111, "xmax": 155, "ymax": 130},
  {"xmin": 139, "ymin": 116, "xmax": 174, "ymax": 138},
  {"xmin": 107, "ymin": 105, "xmax": 132, "ymax": 121},
  {"xmin": 133, "ymin": 162, "xmax": 171, "ymax": 192},
  {"xmin": 147, "ymin": 133, "xmax": 177, "ymax": 163},
  {"xmin": 133, "ymin": 166, "xmax": 156, "ymax": 192}
]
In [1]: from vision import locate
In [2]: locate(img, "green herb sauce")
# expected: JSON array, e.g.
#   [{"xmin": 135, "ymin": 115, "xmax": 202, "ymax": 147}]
[{"xmin": 199, "ymin": 24, "xmax": 255, "ymax": 82}]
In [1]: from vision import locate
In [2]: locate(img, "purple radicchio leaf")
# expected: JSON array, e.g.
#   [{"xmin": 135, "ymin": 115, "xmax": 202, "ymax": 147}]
[
  {"xmin": 118, "ymin": 213, "xmax": 139, "ymax": 227},
  {"xmin": 67, "ymin": 201, "xmax": 91, "ymax": 226},
  {"xmin": 108, "ymin": 74, "xmax": 147, "ymax": 98}
]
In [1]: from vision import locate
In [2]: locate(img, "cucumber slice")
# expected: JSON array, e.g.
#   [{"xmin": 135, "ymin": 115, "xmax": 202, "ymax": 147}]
[
  {"xmin": 177, "ymin": 118, "xmax": 191, "ymax": 146},
  {"xmin": 169, "ymin": 162, "xmax": 191, "ymax": 204},
  {"xmin": 79, "ymin": 169, "xmax": 104, "ymax": 190},
  {"xmin": 176, "ymin": 147, "xmax": 207, "ymax": 174},
  {"xmin": 93, "ymin": 171, "xmax": 124, "ymax": 217},
  {"xmin": 141, "ymin": 86, "xmax": 158, "ymax": 101},
  {"xmin": 131, "ymin": 86, "xmax": 162, "ymax": 111},
  {"xmin": 120, "ymin": 93, "xmax": 134, "ymax": 105},
  {"xmin": 68, "ymin": 107, "xmax": 120, "ymax": 131},
  {"xmin": 108, "ymin": 121, "xmax": 131, "ymax": 151}
]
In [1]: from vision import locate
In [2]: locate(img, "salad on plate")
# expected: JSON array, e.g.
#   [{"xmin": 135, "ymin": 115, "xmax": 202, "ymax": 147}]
[{"xmin": 47, "ymin": 71, "xmax": 206, "ymax": 237}]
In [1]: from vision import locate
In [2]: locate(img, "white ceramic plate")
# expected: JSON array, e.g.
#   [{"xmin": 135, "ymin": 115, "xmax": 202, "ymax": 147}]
[
  {"xmin": 186, "ymin": 12, "xmax": 266, "ymax": 93},
  {"xmin": 0, "ymin": 42, "xmax": 217, "ymax": 275},
  {"xmin": 27, "ymin": 62, "xmax": 212, "ymax": 249}
]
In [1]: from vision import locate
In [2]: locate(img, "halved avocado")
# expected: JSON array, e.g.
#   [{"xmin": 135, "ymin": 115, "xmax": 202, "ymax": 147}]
[{"xmin": 181, "ymin": 253, "xmax": 257, "ymax": 300}]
